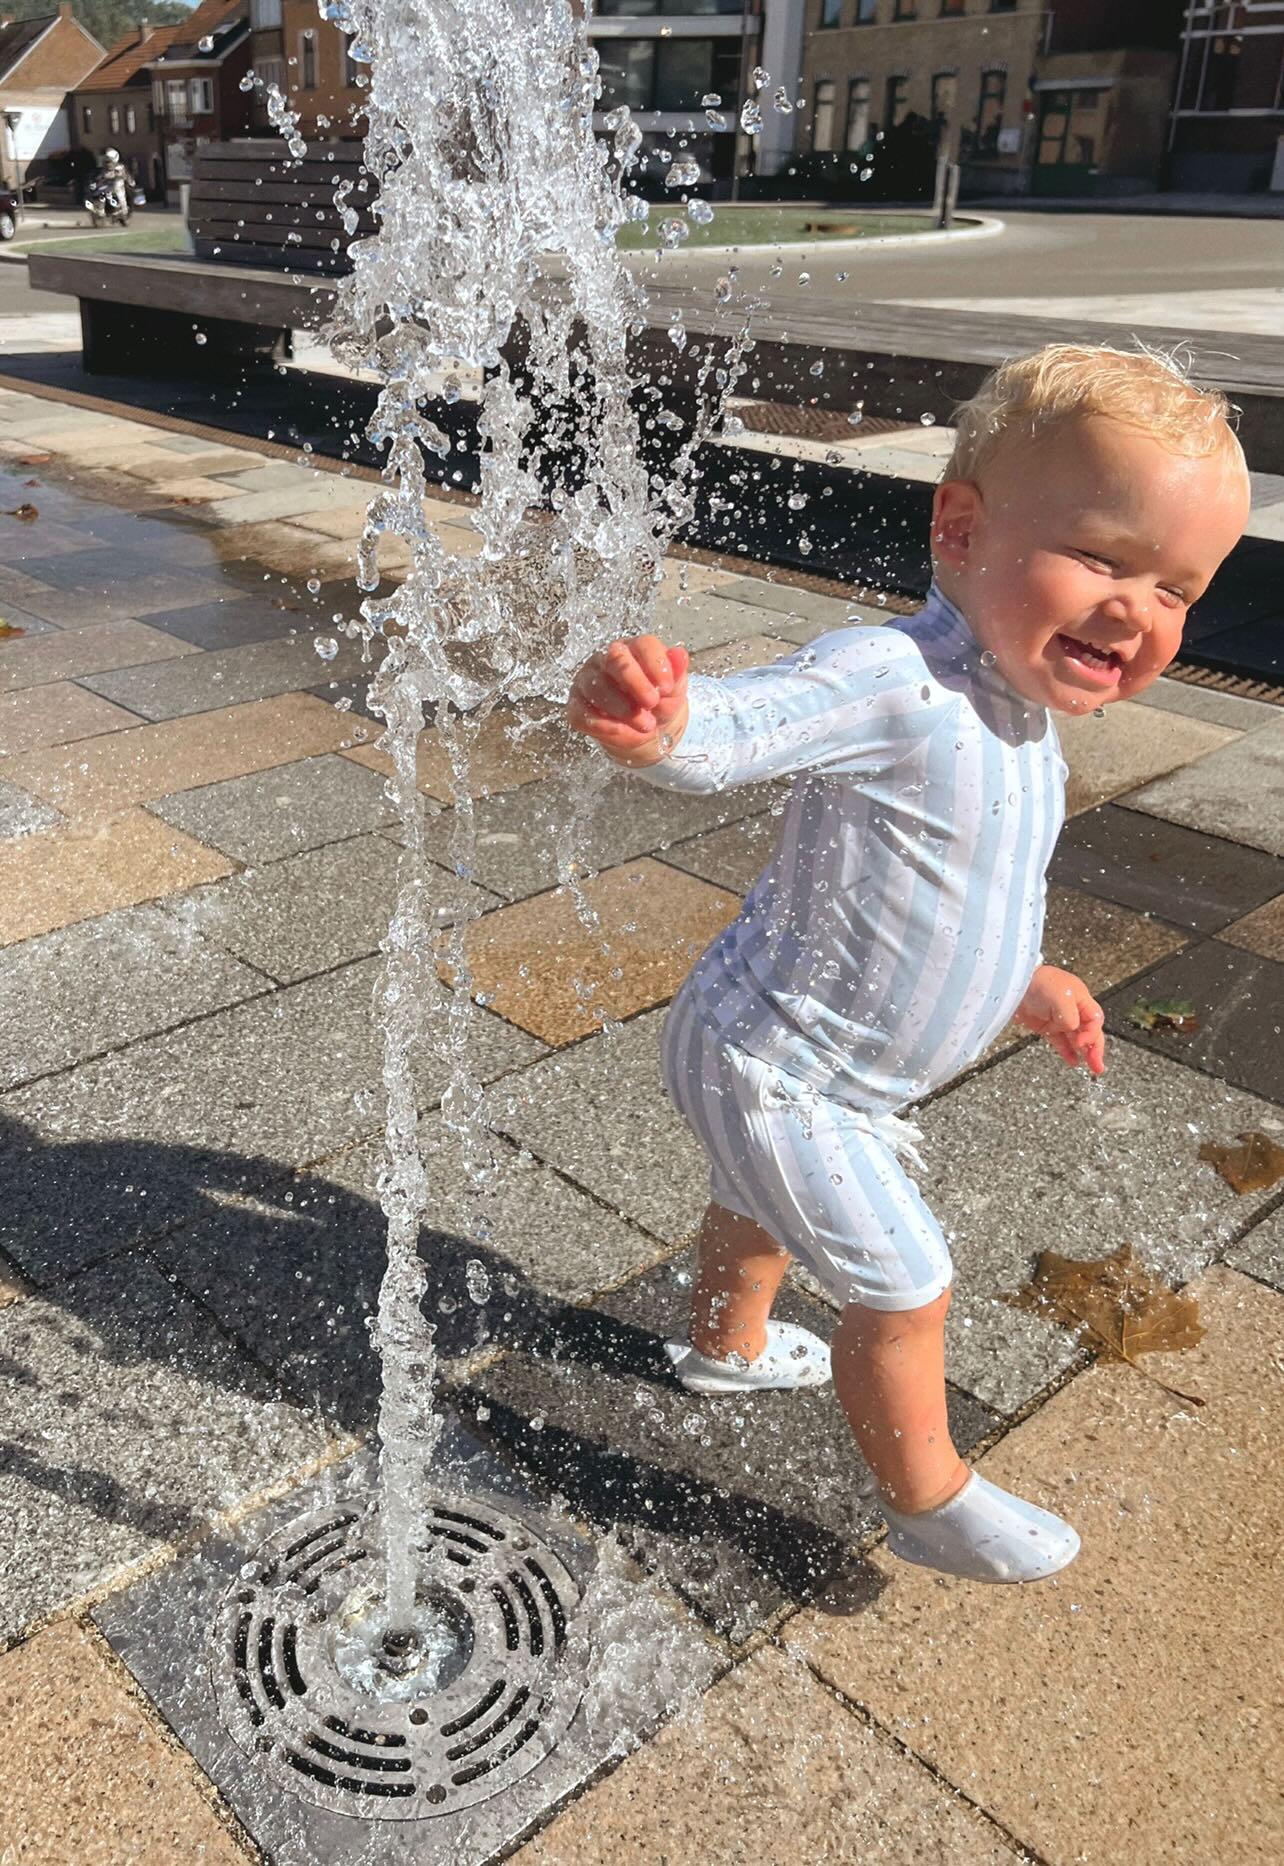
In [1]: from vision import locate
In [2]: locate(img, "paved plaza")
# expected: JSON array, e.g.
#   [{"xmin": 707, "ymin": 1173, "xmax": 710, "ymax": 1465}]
[{"xmin": 1, "ymin": 386, "xmax": 1282, "ymax": 1863}]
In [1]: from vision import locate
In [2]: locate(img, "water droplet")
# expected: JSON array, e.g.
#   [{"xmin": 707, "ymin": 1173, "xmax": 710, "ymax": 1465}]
[
  {"xmin": 809, "ymin": 360, "xmax": 824, "ymax": 378},
  {"xmin": 773, "ymin": 86, "xmax": 793, "ymax": 114},
  {"xmin": 740, "ymin": 99, "xmax": 762, "ymax": 135},
  {"xmin": 787, "ymin": 491, "xmax": 808, "ymax": 511},
  {"xmin": 920, "ymin": 412, "xmax": 936, "ymax": 426},
  {"xmin": 193, "ymin": 331, "xmax": 207, "ymax": 346},
  {"xmin": 198, "ymin": 33, "xmax": 214, "ymax": 50},
  {"xmin": 847, "ymin": 410, "xmax": 864, "ymax": 427},
  {"xmin": 752, "ymin": 65, "xmax": 769, "ymax": 90},
  {"xmin": 979, "ymin": 649, "xmax": 997, "ymax": 667},
  {"xmin": 464, "ymin": 1260, "xmax": 491, "ymax": 1304},
  {"xmin": 306, "ymin": 577, "xmax": 322, "ymax": 594},
  {"xmin": 665, "ymin": 156, "xmax": 701, "ymax": 189},
  {"xmin": 687, "ymin": 198, "xmax": 715, "ymax": 225},
  {"xmin": 314, "ymin": 636, "xmax": 338, "ymax": 661},
  {"xmin": 1093, "ymin": 705, "xmax": 1106, "ymax": 718}
]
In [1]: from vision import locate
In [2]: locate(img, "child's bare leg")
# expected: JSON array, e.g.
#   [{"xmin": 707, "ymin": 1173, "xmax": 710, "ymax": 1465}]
[
  {"xmin": 689, "ymin": 1201, "xmax": 792, "ymax": 1363},
  {"xmin": 831, "ymin": 1289, "xmax": 970, "ymax": 1513}
]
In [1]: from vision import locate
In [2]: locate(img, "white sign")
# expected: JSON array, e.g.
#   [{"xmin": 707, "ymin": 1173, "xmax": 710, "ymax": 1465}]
[
  {"xmin": 6, "ymin": 102, "xmax": 67, "ymax": 162},
  {"xmin": 997, "ymin": 125, "xmax": 1021, "ymax": 155}
]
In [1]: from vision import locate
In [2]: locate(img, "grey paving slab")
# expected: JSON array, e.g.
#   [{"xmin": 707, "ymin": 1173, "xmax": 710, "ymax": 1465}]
[
  {"xmin": 78, "ymin": 631, "xmax": 371, "ymax": 721},
  {"xmin": 1104, "ymin": 940, "xmax": 1284, "ymax": 1105},
  {"xmin": 1050, "ymin": 803, "xmax": 1284, "ymax": 934},
  {"xmin": 94, "ymin": 1438, "xmax": 719, "ymax": 1866},
  {"xmin": 139, "ymin": 594, "xmax": 312, "ymax": 652},
  {"xmin": 202, "ymin": 478, "xmax": 372, "ymax": 527},
  {"xmin": 1125, "ymin": 717, "xmax": 1284, "ymax": 858},
  {"xmin": 422, "ymin": 767, "xmax": 783, "ymax": 903},
  {"xmin": 461, "ymin": 1257, "xmax": 997, "ymax": 1641},
  {"xmin": 915, "ymin": 1042, "xmax": 1284, "ymax": 1416},
  {"xmin": 493, "ymin": 1008, "xmax": 708, "ymax": 1243},
  {"xmin": 649, "ymin": 593, "xmax": 799, "ymax": 653},
  {"xmin": 0, "ymin": 775, "xmax": 60, "ymax": 840},
  {"xmin": 1225, "ymin": 1203, "xmax": 1284, "ymax": 1293},
  {"xmin": 0, "ymin": 1255, "xmax": 329, "ymax": 1642},
  {"xmin": 0, "ymin": 904, "xmax": 266, "ymax": 1092},
  {"xmin": 210, "ymin": 463, "xmax": 370, "ymax": 499},
  {"xmin": 157, "ymin": 1116, "xmax": 669, "ymax": 1431},
  {"xmin": 660, "ymin": 807, "xmax": 782, "ymax": 895},
  {"xmin": 1, "ymin": 956, "xmax": 543, "ymax": 1279},
  {"xmin": 710, "ymin": 577, "xmax": 884, "ymax": 630},
  {"xmin": 0, "ymin": 604, "xmax": 59, "ymax": 638},
  {"xmin": 148, "ymin": 752, "xmax": 397, "ymax": 864},
  {"xmin": 13, "ymin": 549, "xmax": 231, "ymax": 625},
  {"xmin": 1134, "ymin": 677, "xmax": 1281, "ymax": 734},
  {"xmin": 164, "ymin": 834, "xmax": 493, "ymax": 985}
]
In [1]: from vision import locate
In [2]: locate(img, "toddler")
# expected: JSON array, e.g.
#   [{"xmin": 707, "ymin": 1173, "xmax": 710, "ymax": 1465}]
[{"xmin": 567, "ymin": 345, "xmax": 1249, "ymax": 1584}]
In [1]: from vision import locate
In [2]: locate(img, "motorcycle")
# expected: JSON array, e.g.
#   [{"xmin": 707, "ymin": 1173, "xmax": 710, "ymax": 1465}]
[{"xmin": 84, "ymin": 174, "xmax": 132, "ymax": 229}]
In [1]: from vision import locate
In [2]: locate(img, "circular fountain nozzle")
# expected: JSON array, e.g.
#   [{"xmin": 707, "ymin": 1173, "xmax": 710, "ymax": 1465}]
[{"xmin": 210, "ymin": 1494, "xmax": 586, "ymax": 1821}]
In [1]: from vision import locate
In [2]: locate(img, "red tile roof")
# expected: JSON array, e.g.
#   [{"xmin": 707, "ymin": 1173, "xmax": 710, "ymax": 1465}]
[{"xmin": 75, "ymin": 22, "xmax": 182, "ymax": 94}]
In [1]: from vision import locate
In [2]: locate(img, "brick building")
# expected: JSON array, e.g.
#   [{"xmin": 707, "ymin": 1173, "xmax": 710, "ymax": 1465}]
[
  {"xmin": 0, "ymin": 4, "xmax": 103, "ymax": 193},
  {"xmin": 1169, "ymin": 1, "xmax": 1284, "ymax": 193},
  {"xmin": 68, "ymin": 23, "xmax": 179, "ymax": 200},
  {"xmin": 276, "ymin": 0, "xmax": 362, "ymax": 136},
  {"xmin": 147, "ymin": 0, "xmax": 252, "ymax": 200}
]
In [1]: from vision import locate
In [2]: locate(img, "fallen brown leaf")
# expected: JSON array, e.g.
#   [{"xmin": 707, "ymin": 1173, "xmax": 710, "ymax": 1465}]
[
  {"xmin": 1128, "ymin": 996, "xmax": 1199, "ymax": 1036},
  {"xmin": 0, "ymin": 618, "xmax": 26, "ymax": 639},
  {"xmin": 2, "ymin": 503, "xmax": 38, "ymax": 522},
  {"xmin": 1001, "ymin": 1241, "xmax": 1205, "ymax": 1408},
  {"xmin": 15, "ymin": 452, "xmax": 51, "ymax": 466},
  {"xmin": 1198, "ymin": 1131, "xmax": 1284, "ymax": 1196}
]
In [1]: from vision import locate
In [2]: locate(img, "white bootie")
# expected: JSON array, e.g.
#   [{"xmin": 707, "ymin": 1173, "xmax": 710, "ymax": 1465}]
[
  {"xmin": 664, "ymin": 1321, "xmax": 832, "ymax": 1396},
  {"xmin": 877, "ymin": 1468, "xmax": 1080, "ymax": 1584}
]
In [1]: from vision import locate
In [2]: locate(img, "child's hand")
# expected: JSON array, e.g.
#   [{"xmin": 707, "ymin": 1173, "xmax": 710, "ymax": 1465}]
[
  {"xmin": 566, "ymin": 634, "xmax": 689, "ymax": 766},
  {"xmin": 1014, "ymin": 965, "xmax": 1106, "ymax": 1076}
]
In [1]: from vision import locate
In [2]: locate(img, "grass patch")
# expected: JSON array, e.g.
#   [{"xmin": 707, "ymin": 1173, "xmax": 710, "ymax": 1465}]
[
  {"xmin": 16, "ymin": 226, "xmax": 193, "ymax": 257},
  {"xmin": 615, "ymin": 206, "xmax": 938, "ymax": 250}
]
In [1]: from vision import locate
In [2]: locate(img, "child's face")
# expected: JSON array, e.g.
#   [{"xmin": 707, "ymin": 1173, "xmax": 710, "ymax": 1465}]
[{"xmin": 935, "ymin": 418, "xmax": 1250, "ymax": 715}]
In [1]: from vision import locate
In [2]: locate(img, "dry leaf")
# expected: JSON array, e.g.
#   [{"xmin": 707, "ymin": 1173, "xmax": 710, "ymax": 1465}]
[
  {"xmin": 16, "ymin": 452, "xmax": 51, "ymax": 466},
  {"xmin": 1198, "ymin": 1131, "xmax": 1284, "ymax": 1196},
  {"xmin": 1001, "ymin": 1241, "xmax": 1205, "ymax": 1408},
  {"xmin": 0, "ymin": 619, "xmax": 26, "ymax": 639},
  {"xmin": 1128, "ymin": 996, "xmax": 1199, "ymax": 1035},
  {"xmin": 23, "ymin": 477, "xmax": 40, "ymax": 488},
  {"xmin": 2, "ymin": 503, "xmax": 38, "ymax": 523}
]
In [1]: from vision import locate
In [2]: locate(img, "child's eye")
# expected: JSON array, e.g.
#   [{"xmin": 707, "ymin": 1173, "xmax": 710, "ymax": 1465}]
[
  {"xmin": 1157, "ymin": 586, "xmax": 1187, "ymax": 608},
  {"xmin": 1073, "ymin": 549, "xmax": 1115, "ymax": 569}
]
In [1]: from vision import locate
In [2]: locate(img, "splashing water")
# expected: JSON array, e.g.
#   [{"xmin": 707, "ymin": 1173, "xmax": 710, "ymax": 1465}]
[{"xmin": 319, "ymin": 0, "xmax": 754, "ymax": 1644}]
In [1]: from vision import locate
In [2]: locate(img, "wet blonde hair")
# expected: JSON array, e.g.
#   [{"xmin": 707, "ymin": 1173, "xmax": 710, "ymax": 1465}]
[{"xmin": 944, "ymin": 342, "xmax": 1246, "ymax": 484}]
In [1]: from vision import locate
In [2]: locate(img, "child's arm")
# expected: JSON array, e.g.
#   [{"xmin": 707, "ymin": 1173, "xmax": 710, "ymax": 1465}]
[
  {"xmin": 568, "ymin": 626, "xmax": 925, "ymax": 792},
  {"xmin": 1014, "ymin": 966, "xmax": 1106, "ymax": 1075}
]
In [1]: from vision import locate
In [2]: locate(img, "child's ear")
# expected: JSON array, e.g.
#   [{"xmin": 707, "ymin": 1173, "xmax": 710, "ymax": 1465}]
[{"xmin": 931, "ymin": 479, "xmax": 982, "ymax": 570}]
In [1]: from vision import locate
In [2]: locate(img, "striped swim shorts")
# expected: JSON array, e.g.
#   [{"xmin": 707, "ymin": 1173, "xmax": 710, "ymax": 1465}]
[{"xmin": 660, "ymin": 982, "xmax": 955, "ymax": 1313}]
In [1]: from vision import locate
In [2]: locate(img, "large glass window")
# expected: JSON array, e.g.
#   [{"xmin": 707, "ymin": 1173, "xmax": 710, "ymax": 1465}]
[
  {"xmin": 845, "ymin": 75, "xmax": 870, "ymax": 148},
  {"xmin": 300, "ymin": 30, "xmax": 318, "ymax": 89},
  {"xmin": 821, "ymin": 0, "xmax": 844, "ymax": 26},
  {"xmin": 857, "ymin": 0, "xmax": 878, "ymax": 18},
  {"xmin": 654, "ymin": 38, "xmax": 715, "ymax": 110},
  {"xmin": 596, "ymin": 0, "xmax": 744, "ymax": 11},
  {"xmin": 813, "ymin": 78, "xmax": 837, "ymax": 150},
  {"xmin": 1202, "ymin": 35, "xmax": 1243, "ymax": 111},
  {"xmin": 974, "ymin": 67, "xmax": 1005, "ymax": 152},
  {"xmin": 596, "ymin": 34, "xmax": 738, "ymax": 112},
  {"xmin": 597, "ymin": 39, "xmax": 654, "ymax": 112},
  {"xmin": 885, "ymin": 74, "xmax": 909, "ymax": 128}
]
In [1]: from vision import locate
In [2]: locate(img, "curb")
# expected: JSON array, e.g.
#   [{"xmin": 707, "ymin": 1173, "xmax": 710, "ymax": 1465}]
[{"xmin": 631, "ymin": 213, "xmax": 1005, "ymax": 261}]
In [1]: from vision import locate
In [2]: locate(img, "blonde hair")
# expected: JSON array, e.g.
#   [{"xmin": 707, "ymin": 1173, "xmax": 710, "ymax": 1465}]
[{"xmin": 944, "ymin": 342, "xmax": 1245, "ymax": 484}]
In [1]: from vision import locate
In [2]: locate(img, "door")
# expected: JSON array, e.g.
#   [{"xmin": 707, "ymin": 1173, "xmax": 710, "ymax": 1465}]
[{"xmin": 1033, "ymin": 88, "xmax": 1106, "ymax": 197}]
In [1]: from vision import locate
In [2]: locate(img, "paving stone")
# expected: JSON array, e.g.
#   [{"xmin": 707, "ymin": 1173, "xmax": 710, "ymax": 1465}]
[
  {"xmin": 649, "ymin": 592, "xmax": 796, "ymax": 653},
  {"xmin": 1219, "ymin": 892, "xmax": 1284, "ymax": 962},
  {"xmin": 0, "ymin": 1256, "xmax": 330, "ymax": 1641},
  {"xmin": 0, "ymin": 1262, "xmax": 30, "ymax": 1307},
  {"xmin": 493, "ymin": 1007, "xmax": 710, "ymax": 1243},
  {"xmin": 0, "ymin": 616, "xmax": 199, "ymax": 696},
  {"xmin": 200, "ymin": 518, "xmax": 374, "ymax": 584},
  {"xmin": 1, "ymin": 1620, "xmax": 249, "ymax": 1866},
  {"xmin": 13, "ymin": 548, "xmax": 231, "ymax": 626},
  {"xmin": 1056, "ymin": 701, "xmax": 1236, "ymax": 816},
  {"xmin": 460, "ymin": 1253, "xmax": 996, "ymax": 1640},
  {"xmin": 422, "ymin": 766, "xmax": 783, "ymax": 902},
  {"xmin": 0, "ymin": 774, "xmax": 61, "ymax": 839},
  {"xmin": 847, "ymin": 443, "xmax": 944, "ymax": 483},
  {"xmin": 1126, "ymin": 716, "xmax": 1284, "ymax": 857},
  {"xmin": 149, "ymin": 751, "xmax": 396, "ymax": 864},
  {"xmin": 0, "ymin": 903, "xmax": 266, "ymax": 1091},
  {"xmin": 0, "ymin": 956, "xmax": 543, "ymax": 1279},
  {"xmin": 342, "ymin": 706, "xmax": 570, "ymax": 804},
  {"xmin": 0, "ymin": 808, "xmax": 235, "ymax": 947},
  {"xmin": 93, "ymin": 1436, "xmax": 719, "ymax": 1866},
  {"xmin": 455, "ymin": 857, "xmax": 737, "ymax": 1044},
  {"xmin": 1134, "ymin": 675, "xmax": 1281, "ymax": 733},
  {"xmin": 660, "ymin": 807, "xmax": 785, "ymax": 894},
  {"xmin": 6, "ymin": 692, "xmax": 356, "ymax": 821},
  {"xmin": 159, "ymin": 1115, "xmax": 668, "ymax": 1430},
  {"xmin": 0, "ymin": 679, "xmax": 139, "ymax": 756},
  {"xmin": 0, "ymin": 599, "xmax": 60, "ymax": 639},
  {"xmin": 1225, "ymin": 1204, "xmax": 1284, "ymax": 1293},
  {"xmin": 140, "ymin": 594, "xmax": 315, "ymax": 652},
  {"xmin": 78, "ymin": 632, "xmax": 370, "ymax": 722},
  {"xmin": 688, "ymin": 632, "xmax": 792, "ymax": 676},
  {"xmin": 515, "ymin": 1644, "xmax": 1014, "ymax": 1866},
  {"xmin": 1104, "ymin": 940, "xmax": 1284, "ymax": 1105},
  {"xmin": 166, "ymin": 834, "xmax": 493, "ymax": 985},
  {"xmin": 914, "ymin": 1040, "xmax": 1284, "ymax": 1415},
  {"xmin": 1050, "ymin": 803, "xmax": 1284, "ymax": 934},
  {"xmin": 711, "ymin": 577, "xmax": 878, "ymax": 630},
  {"xmin": 788, "ymin": 1268, "xmax": 1284, "ymax": 1866}
]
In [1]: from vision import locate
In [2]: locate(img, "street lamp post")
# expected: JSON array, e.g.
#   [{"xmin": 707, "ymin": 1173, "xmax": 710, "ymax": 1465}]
[{"xmin": 2, "ymin": 110, "xmax": 24, "ymax": 223}]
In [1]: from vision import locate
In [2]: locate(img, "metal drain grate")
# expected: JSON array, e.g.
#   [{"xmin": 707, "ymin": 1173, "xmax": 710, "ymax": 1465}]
[{"xmin": 210, "ymin": 1494, "xmax": 586, "ymax": 1822}]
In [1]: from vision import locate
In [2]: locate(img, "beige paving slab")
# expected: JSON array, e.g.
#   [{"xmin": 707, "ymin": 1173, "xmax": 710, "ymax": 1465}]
[
  {"xmin": 2, "ymin": 692, "xmax": 355, "ymax": 822},
  {"xmin": 454, "ymin": 856, "xmax": 740, "ymax": 1043},
  {"xmin": 205, "ymin": 519, "xmax": 406, "ymax": 582},
  {"xmin": 160, "ymin": 476, "xmax": 252, "ymax": 504},
  {"xmin": 1, "ymin": 1620, "xmax": 248, "ymax": 1865},
  {"xmin": 288, "ymin": 502, "xmax": 370, "ymax": 539},
  {"xmin": 658, "ymin": 555, "xmax": 741, "ymax": 597},
  {"xmin": 516, "ymin": 1644, "xmax": 1013, "ymax": 1866},
  {"xmin": 1057, "ymin": 702, "xmax": 1236, "ymax": 816},
  {"xmin": 1218, "ymin": 892, "xmax": 1284, "ymax": 962},
  {"xmin": 0, "ymin": 808, "xmax": 235, "ymax": 945},
  {"xmin": 0, "ymin": 616, "xmax": 198, "ymax": 696},
  {"xmin": 788, "ymin": 1267, "xmax": 1284, "ymax": 1866},
  {"xmin": 0, "ymin": 680, "xmax": 140, "ymax": 757},
  {"xmin": 343, "ymin": 706, "xmax": 570, "ymax": 803},
  {"xmin": 690, "ymin": 632, "xmax": 792, "ymax": 676}
]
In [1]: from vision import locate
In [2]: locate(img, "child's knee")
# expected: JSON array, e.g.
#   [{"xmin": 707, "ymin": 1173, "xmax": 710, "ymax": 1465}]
[{"xmin": 838, "ymin": 1285, "xmax": 951, "ymax": 1343}]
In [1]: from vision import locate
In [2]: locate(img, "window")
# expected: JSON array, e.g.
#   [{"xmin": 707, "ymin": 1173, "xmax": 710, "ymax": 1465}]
[
  {"xmin": 940, "ymin": 0, "xmax": 965, "ymax": 13},
  {"xmin": 249, "ymin": 0, "xmax": 282, "ymax": 25},
  {"xmin": 596, "ymin": 0, "xmax": 744, "ymax": 11},
  {"xmin": 894, "ymin": 0, "xmax": 916, "ymax": 17},
  {"xmin": 1202, "ymin": 35, "xmax": 1243, "ymax": 112},
  {"xmin": 884, "ymin": 74, "xmax": 909, "ymax": 128},
  {"xmin": 166, "ymin": 77, "xmax": 188, "ymax": 118},
  {"xmin": 974, "ymin": 67, "xmax": 1005, "ymax": 153},
  {"xmin": 190, "ymin": 76, "xmax": 214, "ymax": 115},
  {"xmin": 256, "ymin": 57, "xmax": 286, "ymax": 95},
  {"xmin": 108, "ymin": 105, "xmax": 120, "ymax": 133},
  {"xmin": 820, "ymin": 0, "xmax": 843, "ymax": 25},
  {"xmin": 343, "ymin": 33, "xmax": 361, "ymax": 87},
  {"xmin": 300, "ymin": 29, "xmax": 318, "ymax": 90},
  {"xmin": 845, "ymin": 75, "xmax": 870, "ymax": 148},
  {"xmin": 812, "ymin": 77, "xmax": 837, "ymax": 150},
  {"xmin": 597, "ymin": 38, "xmax": 654, "ymax": 112},
  {"xmin": 930, "ymin": 70, "xmax": 956, "ymax": 124},
  {"xmin": 125, "ymin": 104, "xmax": 136, "ymax": 132},
  {"xmin": 597, "ymin": 36, "xmax": 737, "ymax": 112},
  {"xmin": 81, "ymin": 104, "xmax": 92, "ymax": 131},
  {"xmin": 990, "ymin": 0, "xmax": 1017, "ymax": 9},
  {"xmin": 855, "ymin": 0, "xmax": 877, "ymax": 18}
]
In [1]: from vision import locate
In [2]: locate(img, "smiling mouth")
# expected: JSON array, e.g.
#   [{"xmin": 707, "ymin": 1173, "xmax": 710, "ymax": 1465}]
[{"xmin": 1056, "ymin": 634, "xmax": 1124, "ymax": 684}]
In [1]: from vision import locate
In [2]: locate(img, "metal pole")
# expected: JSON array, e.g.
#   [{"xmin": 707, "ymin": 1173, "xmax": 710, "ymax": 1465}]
[{"xmin": 730, "ymin": 0, "xmax": 761, "ymax": 204}]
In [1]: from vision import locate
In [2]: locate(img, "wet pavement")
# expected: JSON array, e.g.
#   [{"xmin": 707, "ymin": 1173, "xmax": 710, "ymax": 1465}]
[{"xmin": 1, "ymin": 387, "xmax": 1282, "ymax": 1864}]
